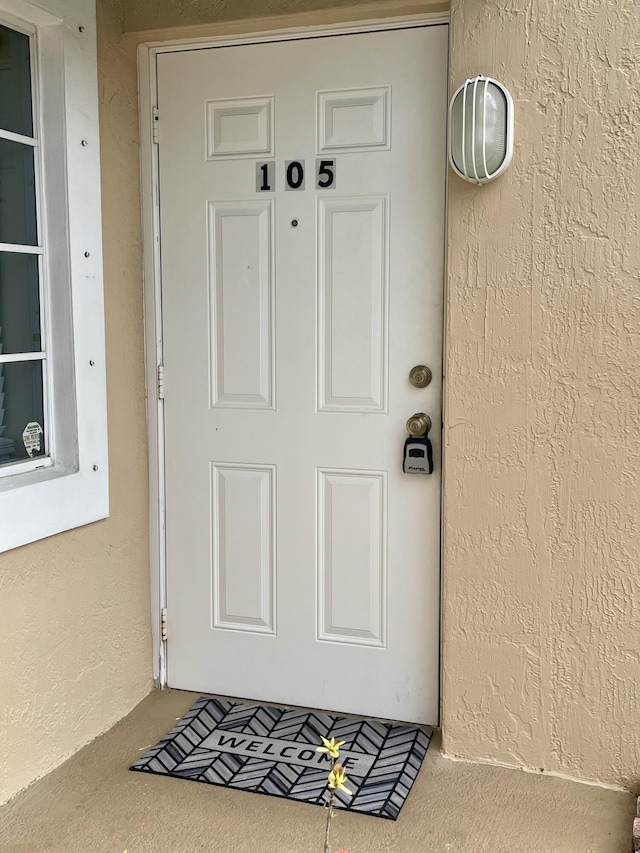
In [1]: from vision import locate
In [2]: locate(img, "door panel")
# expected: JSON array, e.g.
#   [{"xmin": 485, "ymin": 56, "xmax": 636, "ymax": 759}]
[
  {"xmin": 318, "ymin": 195, "xmax": 388, "ymax": 412},
  {"xmin": 158, "ymin": 25, "xmax": 448, "ymax": 724},
  {"xmin": 317, "ymin": 468, "xmax": 387, "ymax": 646},
  {"xmin": 209, "ymin": 200, "xmax": 274, "ymax": 408}
]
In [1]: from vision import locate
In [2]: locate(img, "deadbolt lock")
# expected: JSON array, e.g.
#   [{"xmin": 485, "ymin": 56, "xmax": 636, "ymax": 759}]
[
  {"xmin": 409, "ymin": 365, "xmax": 432, "ymax": 388},
  {"xmin": 406, "ymin": 412, "xmax": 432, "ymax": 437}
]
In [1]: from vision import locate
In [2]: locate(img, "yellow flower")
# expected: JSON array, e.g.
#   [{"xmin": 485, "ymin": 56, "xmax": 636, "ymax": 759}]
[
  {"xmin": 317, "ymin": 736, "xmax": 346, "ymax": 759},
  {"xmin": 327, "ymin": 763, "xmax": 352, "ymax": 796}
]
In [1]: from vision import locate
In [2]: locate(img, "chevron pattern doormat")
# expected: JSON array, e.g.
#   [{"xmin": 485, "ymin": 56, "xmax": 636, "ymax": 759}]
[{"xmin": 131, "ymin": 696, "xmax": 432, "ymax": 820}]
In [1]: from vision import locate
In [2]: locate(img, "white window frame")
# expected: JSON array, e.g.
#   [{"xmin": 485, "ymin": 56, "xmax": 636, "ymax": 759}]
[{"xmin": 0, "ymin": 0, "xmax": 108, "ymax": 552}]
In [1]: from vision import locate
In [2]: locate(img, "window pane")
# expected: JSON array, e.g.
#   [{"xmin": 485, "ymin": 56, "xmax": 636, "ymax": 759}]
[
  {"xmin": 0, "ymin": 25, "xmax": 33, "ymax": 138},
  {"xmin": 0, "ymin": 359, "xmax": 45, "ymax": 465},
  {"xmin": 0, "ymin": 253, "xmax": 40, "ymax": 353},
  {"xmin": 0, "ymin": 137, "xmax": 37, "ymax": 245}
]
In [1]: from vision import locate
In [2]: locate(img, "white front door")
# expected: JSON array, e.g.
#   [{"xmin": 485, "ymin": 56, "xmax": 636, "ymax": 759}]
[{"xmin": 157, "ymin": 24, "xmax": 447, "ymax": 725}]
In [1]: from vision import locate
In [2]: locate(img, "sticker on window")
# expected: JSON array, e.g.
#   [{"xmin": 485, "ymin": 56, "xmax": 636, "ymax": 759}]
[{"xmin": 22, "ymin": 421, "xmax": 43, "ymax": 457}]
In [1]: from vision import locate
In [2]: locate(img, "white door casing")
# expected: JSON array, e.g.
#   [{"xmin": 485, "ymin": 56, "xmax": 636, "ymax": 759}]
[{"xmin": 157, "ymin": 24, "xmax": 447, "ymax": 724}]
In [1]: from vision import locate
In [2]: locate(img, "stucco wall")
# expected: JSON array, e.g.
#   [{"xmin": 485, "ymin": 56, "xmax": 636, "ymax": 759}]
[
  {"xmin": 443, "ymin": 0, "xmax": 640, "ymax": 789},
  {"xmin": 123, "ymin": 0, "xmax": 430, "ymax": 32},
  {"xmin": 127, "ymin": 0, "xmax": 639, "ymax": 790},
  {"xmin": 0, "ymin": 0, "xmax": 151, "ymax": 804},
  {"xmin": 4, "ymin": 0, "xmax": 634, "ymax": 805}
]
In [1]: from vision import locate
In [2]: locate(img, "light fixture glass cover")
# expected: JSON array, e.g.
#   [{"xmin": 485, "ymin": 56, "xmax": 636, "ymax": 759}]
[{"xmin": 449, "ymin": 76, "xmax": 514, "ymax": 185}]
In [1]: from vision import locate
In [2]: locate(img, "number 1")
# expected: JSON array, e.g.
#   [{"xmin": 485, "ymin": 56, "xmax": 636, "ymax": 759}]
[{"xmin": 256, "ymin": 161, "xmax": 274, "ymax": 192}]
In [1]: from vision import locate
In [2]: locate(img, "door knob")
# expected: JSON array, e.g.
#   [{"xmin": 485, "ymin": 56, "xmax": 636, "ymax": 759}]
[
  {"xmin": 406, "ymin": 412, "xmax": 432, "ymax": 437},
  {"xmin": 409, "ymin": 365, "xmax": 432, "ymax": 388},
  {"xmin": 403, "ymin": 413, "xmax": 434, "ymax": 474}
]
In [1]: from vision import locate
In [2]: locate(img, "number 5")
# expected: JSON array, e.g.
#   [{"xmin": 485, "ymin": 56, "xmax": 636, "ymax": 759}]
[{"xmin": 316, "ymin": 158, "xmax": 336, "ymax": 189}]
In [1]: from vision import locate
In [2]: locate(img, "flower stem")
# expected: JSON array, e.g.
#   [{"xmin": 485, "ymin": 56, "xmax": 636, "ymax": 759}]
[{"xmin": 323, "ymin": 788, "xmax": 334, "ymax": 853}]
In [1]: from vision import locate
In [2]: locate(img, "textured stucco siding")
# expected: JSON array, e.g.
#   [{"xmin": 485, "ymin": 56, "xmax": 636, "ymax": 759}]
[
  {"xmin": 124, "ymin": 0, "xmax": 410, "ymax": 32},
  {"xmin": 0, "ymin": 0, "xmax": 151, "ymax": 805},
  {"xmin": 126, "ymin": 0, "xmax": 640, "ymax": 789},
  {"xmin": 3, "ymin": 0, "xmax": 638, "ymax": 805},
  {"xmin": 443, "ymin": 0, "xmax": 640, "ymax": 788}
]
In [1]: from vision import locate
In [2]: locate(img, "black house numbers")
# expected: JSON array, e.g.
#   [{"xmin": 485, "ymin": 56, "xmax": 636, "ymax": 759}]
[
  {"xmin": 285, "ymin": 160, "xmax": 305, "ymax": 190},
  {"xmin": 255, "ymin": 158, "xmax": 337, "ymax": 192},
  {"xmin": 256, "ymin": 161, "xmax": 275, "ymax": 192}
]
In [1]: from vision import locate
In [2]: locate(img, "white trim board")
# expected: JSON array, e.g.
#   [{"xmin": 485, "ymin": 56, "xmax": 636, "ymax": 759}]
[
  {"xmin": 140, "ymin": 12, "xmax": 449, "ymax": 52},
  {"xmin": 138, "ymin": 11, "xmax": 448, "ymax": 689}
]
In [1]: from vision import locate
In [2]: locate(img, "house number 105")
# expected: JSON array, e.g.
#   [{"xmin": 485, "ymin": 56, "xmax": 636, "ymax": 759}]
[{"xmin": 255, "ymin": 159, "xmax": 337, "ymax": 191}]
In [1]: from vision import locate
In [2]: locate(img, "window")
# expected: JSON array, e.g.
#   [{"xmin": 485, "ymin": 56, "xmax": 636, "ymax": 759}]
[
  {"xmin": 0, "ymin": 0, "xmax": 108, "ymax": 552},
  {"xmin": 0, "ymin": 22, "xmax": 48, "ymax": 472}
]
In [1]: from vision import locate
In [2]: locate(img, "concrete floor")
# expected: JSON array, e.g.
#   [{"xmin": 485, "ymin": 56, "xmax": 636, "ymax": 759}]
[{"xmin": 0, "ymin": 690, "xmax": 634, "ymax": 853}]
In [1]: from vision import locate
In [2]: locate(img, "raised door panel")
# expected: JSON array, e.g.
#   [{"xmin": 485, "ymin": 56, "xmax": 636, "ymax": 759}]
[
  {"xmin": 317, "ymin": 87, "xmax": 391, "ymax": 153},
  {"xmin": 317, "ymin": 468, "xmax": 387, "ymax": 647},
  {"xmin": 208, "ymin": 200, "xmax": 274, "ymax": 409},
  {"xmin": 206, "ymin": 95, "xmax": 274, "ymax": 159},
  {"xmin": 317, "ymin": 196, "xmax": 389, "ymax": 413},
  {"xmin": 211, "ymin": 463, "xmax": 276, "ymax": 634}
]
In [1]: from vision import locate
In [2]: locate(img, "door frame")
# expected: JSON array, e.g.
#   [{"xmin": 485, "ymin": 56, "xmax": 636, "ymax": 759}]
[{"xmin": 137, "ymin": 7, "xmax": 450, "ymax": 695}]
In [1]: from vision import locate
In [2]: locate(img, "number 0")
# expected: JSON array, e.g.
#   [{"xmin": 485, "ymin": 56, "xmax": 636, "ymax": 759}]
[{"xmin": 286, "ymin": 160, "xmax": 304, "ymax": 190}]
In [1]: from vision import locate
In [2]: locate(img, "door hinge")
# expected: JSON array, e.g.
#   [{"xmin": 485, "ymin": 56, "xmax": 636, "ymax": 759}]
[
  {"xmin": 157, "ymin": 363, "xmax": 165, "ymax": 400},
  {"xmin": 161, "ymin": 607, "xmax": 167, "ymax": 642},
  {"xmin": 152, "ymin": 106, "xmax": 160, "ymax": 144}
]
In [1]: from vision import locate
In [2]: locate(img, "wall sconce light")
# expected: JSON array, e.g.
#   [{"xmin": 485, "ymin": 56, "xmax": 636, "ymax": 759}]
[{"xmin": 448, "ymin": 76, "xmax": 514, "ymax": 185}]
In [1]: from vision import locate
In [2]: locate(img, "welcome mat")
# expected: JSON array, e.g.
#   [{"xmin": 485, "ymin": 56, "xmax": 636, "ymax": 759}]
[{"xmin": 131, "ymin": 696, "xmax": 432, "ymax": 820}]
